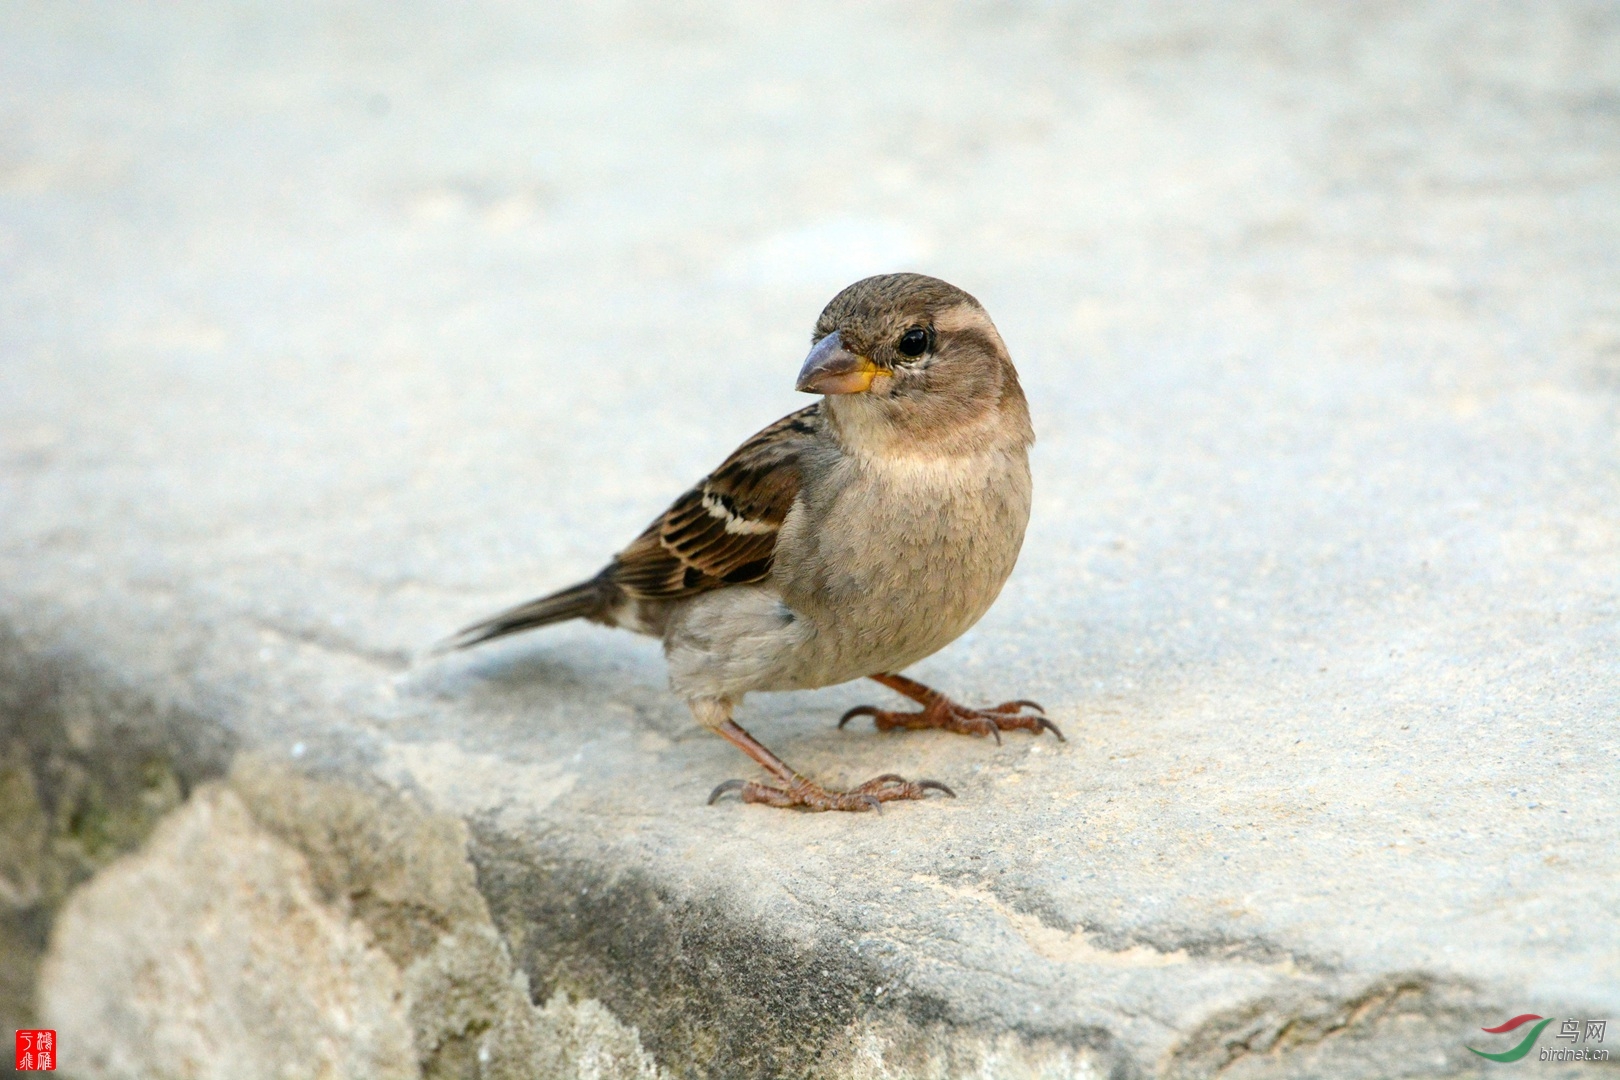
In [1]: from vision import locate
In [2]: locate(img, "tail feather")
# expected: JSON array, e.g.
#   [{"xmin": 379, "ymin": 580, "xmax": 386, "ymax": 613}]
[{"xmin": 438, "ymin": 574, "xmax": 612, "ymax": 653}]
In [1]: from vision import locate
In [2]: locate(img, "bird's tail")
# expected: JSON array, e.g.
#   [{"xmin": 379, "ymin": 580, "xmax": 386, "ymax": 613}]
[{"xmin": 437, "ymin": 573, "xmax": 613, "ymax": 653}]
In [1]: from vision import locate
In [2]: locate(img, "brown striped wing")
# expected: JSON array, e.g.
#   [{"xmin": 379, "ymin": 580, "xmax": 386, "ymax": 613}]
[{"xmin": 609, "ymin": 404, "xmax": 821, "ymax": 600}]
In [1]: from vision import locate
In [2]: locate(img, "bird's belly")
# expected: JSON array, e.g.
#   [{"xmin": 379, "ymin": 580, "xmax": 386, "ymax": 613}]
[{"xmin": 774, "ymin": 448, "xmax": 1032, "ymax": 686}]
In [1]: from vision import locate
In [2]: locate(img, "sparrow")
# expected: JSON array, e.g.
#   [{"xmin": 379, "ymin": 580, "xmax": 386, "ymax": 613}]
[{"xmin": 444, "ymin": 273, "xmax": 1060, "ymax": 812}]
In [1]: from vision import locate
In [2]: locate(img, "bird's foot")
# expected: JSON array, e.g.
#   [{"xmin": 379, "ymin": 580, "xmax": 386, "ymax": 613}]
[
  {"xmin": 840, "ymin": 695, "xmax": 1063, "ymax": 745},
  {"xmin": 708, "ymin": 772, "xmax": 955, "ymax": 812}
]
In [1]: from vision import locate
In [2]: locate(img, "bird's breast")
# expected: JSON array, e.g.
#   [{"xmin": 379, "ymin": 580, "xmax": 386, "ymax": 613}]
[{"xmin": 773, "ymin": 445, "xmax": 1032, "ymax": 679}]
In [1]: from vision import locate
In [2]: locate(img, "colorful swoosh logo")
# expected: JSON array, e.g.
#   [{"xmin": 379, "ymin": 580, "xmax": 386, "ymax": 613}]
[{"xmin": 1469, "ymin": 1015, "xmax": 1552, "ymax": 1062}]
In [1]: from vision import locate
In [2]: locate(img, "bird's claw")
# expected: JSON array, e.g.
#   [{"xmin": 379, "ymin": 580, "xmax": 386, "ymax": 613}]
[
  {"xmin": 839, "ymin": 696, "xmax": 1064, "ymax": 743},
  {"xmin": 707, "ymin": 772, "xmax": 954, "ymax": 812},
  {"xmin": 707, "ymin": 778, "xmax": 750, "ymax": 805},
  {"xmin": 838, "ymin": 705, "xmax": 881, "ymax": 729}
]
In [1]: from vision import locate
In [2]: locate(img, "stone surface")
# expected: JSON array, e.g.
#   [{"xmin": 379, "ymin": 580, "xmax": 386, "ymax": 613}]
[
  {"xmin": 41, "ymin": 783, "xmax": 420, "ymax": 1080},
  {"xmin": 40, "ymin": 770, "xmax": 667, "ymax": 1080},
  {"xmin": 2, "ymin": 2, "xmax": 1618, "ymax": 1077}
]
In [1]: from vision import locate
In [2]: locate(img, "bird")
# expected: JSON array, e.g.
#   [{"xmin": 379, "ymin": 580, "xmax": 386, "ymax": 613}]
[{"xmin": 443, "ymin": 273, "xmax": 1061, "ymax": 812}]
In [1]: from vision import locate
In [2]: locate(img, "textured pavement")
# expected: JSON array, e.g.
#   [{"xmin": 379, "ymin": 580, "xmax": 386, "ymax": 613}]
[{"xmin": 2, "ymin": 3, "xmax": 1618, "ymax": 1077}]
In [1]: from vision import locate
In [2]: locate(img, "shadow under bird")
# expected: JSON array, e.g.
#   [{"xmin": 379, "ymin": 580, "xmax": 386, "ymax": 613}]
[{"xmin": 442, "ymin": 273, "xmax": 1061, "ymax": 811}]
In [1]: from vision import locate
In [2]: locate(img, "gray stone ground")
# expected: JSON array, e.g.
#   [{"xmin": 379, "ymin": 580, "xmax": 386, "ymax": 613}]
[{"xmin": 2, "ymin": 2, "xmax": 1618, "ymax": 1077}]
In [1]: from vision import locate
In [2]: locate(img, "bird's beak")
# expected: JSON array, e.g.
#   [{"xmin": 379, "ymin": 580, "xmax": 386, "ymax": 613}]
[{"xmin": 795, "ymin": 331, "xmax": 885, "ymax": 395}]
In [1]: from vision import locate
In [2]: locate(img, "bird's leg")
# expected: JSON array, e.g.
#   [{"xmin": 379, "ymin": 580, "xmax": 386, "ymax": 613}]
[
  {"xmin": 692, "ymin": 698, "xmax": 954, "ymax": 812},
  {"xmin": 839, "ymin": 673, "xmax": 1064, "ymax": 744}
]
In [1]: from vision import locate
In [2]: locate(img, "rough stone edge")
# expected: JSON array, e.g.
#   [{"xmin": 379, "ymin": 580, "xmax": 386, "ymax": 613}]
[
  {"xmin": 469, "ymin": 822, "xmax": 1127, "ymax": 1078},
  {"xmin": 229, "ymin": 757, "xmax": 669, "ymax": 1079},
  {"xmin": 0, "ymin": 622, "xmax": 235, "ymax": 1033}
]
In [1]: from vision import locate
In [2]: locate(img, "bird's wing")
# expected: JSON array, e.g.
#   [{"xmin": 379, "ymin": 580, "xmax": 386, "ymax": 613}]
[{"xmin": 609, "ymin": 403, "xmax": 823, "ymax": 600}]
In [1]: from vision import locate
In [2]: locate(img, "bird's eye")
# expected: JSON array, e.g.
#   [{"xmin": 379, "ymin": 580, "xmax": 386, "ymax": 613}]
[{"xmin": 897, "ymin": 327, "xmax": 929, "ymax": 358}]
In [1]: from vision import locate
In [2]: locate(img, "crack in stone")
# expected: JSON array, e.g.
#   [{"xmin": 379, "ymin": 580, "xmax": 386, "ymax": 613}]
[{"xmin": 1163, "ymin": 974, "xmax": 1481, "ymax": 1079}]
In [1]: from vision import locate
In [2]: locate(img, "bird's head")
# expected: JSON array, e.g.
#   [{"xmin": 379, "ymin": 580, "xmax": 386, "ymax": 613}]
[{"xmin": 796, "ymin": 273, "xmax": 1029, "ymax": 450}]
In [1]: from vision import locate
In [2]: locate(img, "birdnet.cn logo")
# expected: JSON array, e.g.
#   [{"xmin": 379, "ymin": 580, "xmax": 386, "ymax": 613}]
[
  {"xmin": 14, "ymin": 1029, "xmax": 56, "ymax": 1071},
  {"xmin": 1469, "ymin": 1014, "xmax": 1609, "ymax": 1063}
]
